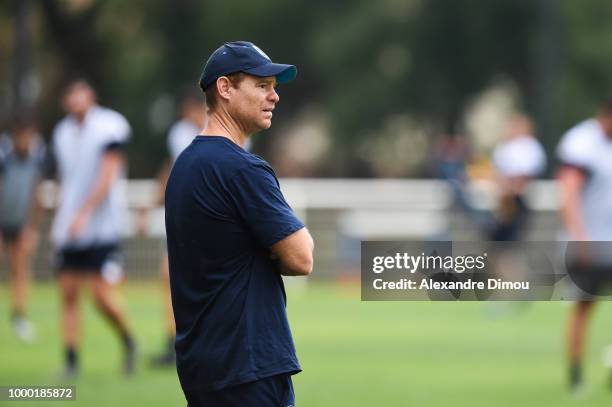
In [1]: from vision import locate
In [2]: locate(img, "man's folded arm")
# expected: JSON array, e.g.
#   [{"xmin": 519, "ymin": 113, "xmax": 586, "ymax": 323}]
[{"xmin": 271, "ymin": 227, "xmax": 314, "ymax": 276}]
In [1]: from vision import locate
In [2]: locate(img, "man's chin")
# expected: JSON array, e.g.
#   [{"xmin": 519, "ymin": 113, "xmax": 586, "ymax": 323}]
[{"xmin": 249, "ymin": 121, "xmax": 271, "ymax": 135}]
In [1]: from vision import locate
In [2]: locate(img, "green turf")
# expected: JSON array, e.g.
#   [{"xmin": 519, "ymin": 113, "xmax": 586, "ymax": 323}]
[{"xmin": 1, "ymin": 282, "xmax": 612, "ymax": 406}]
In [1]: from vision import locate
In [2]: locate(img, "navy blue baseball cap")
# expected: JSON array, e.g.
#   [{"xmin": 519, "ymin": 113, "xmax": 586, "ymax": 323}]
[{"xmin": 199, "ymin": 41, "xmax": 297, "ymax": 91}]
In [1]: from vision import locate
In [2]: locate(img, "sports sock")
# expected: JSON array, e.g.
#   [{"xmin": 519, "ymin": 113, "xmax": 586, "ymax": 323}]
[
  {"xmin": 11, "ymin": 309, "xmax": 25, "ymax": 321},
  {"xmin": 121, "ymin": 333, "xmax": 135, "ymax": 350},
  {"xmin": 66, "ymin": 346, "xmax": 78, "ymax": 369},
  {"xmin": 570, "ymin": 362, "xmax": 582, "ymax": 389}
]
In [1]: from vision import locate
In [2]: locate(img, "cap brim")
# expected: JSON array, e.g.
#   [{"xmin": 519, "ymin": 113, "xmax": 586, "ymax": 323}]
[{"xmin": 243, "ymin": 63, "xmax": 297, "ymax": 84}]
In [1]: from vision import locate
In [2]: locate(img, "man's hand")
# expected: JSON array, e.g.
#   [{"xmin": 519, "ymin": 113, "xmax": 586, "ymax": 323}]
[
  {"xmin": 67, "ymin": 149, "xmax": 124, "ymax": 240},
  {"xmin": 135, "ymin": 207, "xmax": 150, "ymax": 237},
  {"xmin": 68, "ymin": 209, "xmax": 91, "ymax": 238}
]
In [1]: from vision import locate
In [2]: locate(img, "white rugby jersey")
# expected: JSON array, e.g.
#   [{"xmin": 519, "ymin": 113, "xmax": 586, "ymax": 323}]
[
  {"xmin": 167, "ymin": 119, "xmax": 199, "ymax": 162},
  {"xmin": 167, "ymin": 119, "xmax": 251, "ymax": 163},
  {"xmin": 557, "ymin": 118, "xmax": 612, "ymax": 240},
  {"xmin": 51, "ymin": 105, "xmax": 130, "ymax": 248},
  {"xmin": 492, "ymin": 136, "xmax": 546, "ymax": 178}
]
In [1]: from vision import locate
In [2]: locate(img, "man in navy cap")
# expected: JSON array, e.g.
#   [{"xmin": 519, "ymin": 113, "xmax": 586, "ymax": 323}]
[{"xmin": 165, "ymin": 41, "xmax": 314, "ymax": 406}]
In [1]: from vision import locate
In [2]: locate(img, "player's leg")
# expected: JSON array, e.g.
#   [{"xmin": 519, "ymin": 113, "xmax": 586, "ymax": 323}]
[
  {"xmin": 7, "ymin": 242, "xmax": 26, "ymax": 316},
  {"xmin": 162, "ymin": 255, "xmax": 176, "ymax": 340},
  {"xmin": 567, "ymin": 300, "xmax": 595, "ymax": 391},
  {"xmin": 88, "ymin": 273, "xmax": 137, "ymax": 375},
  {"xmin": 8, "ymin": 228, "xmax": 37, "ymax": 341},
  {"xmin": 152, "ymin": 254, "xmax": 176, "ymax": 367},
  {"xmin": 59, "ymin": 271, "xmax": 82, "ymax": 376}
]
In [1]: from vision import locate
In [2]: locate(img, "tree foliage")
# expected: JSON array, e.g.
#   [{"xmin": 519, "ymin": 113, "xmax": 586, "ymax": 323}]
[{"xmin": 2, "ymin": 0, "xmax": 612, "ymax": 176}]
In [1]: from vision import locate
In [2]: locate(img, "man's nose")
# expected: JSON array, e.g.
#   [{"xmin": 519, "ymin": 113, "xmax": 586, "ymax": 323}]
[{"xmin": 269, "ymin": 88, "xmax": 279, "ymax": 103}]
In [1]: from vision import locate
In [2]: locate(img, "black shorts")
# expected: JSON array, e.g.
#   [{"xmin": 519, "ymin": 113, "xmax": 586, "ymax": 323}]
[
  {"xmin": 56, "ymin": 244, "xmax": 120, "ymax": 273},
  {"xmin": 186, "ymin": 374, "xmax": 295, "ymax": 407},
  {"xmin": 566, "ymin": 262, "xmax": 612, "ymax": 298},
  {"xmin": 1, "ymin": 225, "xmax": 23, "ymax": 245},
  {"xmin": 488, "ymin": 195, "xmax": 529, "ymax": 241}
]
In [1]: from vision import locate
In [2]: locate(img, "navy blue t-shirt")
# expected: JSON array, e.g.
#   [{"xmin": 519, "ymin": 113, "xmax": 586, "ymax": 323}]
[{"xmin": 165, "ymin": 136, "xmax": 304, "ymax": 394}]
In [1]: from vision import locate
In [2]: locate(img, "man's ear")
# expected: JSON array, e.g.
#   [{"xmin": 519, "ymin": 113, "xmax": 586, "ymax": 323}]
[{"xmin": 216, "ymin": 77, "xmax": 232, "ymax": 102}]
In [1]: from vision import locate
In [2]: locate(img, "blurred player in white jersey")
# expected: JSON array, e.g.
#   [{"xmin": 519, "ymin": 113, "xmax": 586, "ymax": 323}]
[
  {"xmin": 51, "ymin": 80, "xmax": 136, "ymax": 377},
  {"xmin": 489, "ymin": 114, "xmax": 546, "ymax": 241},
  {"xmin": 557, "ymin": 97, "xmax": 612, "ymax": 392},
  {"xmin": 150, "ymin": 89, "xmax": 206, "ymax": 366}
]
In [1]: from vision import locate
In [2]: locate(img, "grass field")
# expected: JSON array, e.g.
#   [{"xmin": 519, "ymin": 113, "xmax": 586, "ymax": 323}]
[{"xmin": 1, "ymin": 281, "xmax": 612, "ymax": 406}]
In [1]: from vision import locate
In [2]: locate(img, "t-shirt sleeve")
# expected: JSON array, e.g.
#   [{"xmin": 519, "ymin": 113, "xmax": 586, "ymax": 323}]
[
  {"xmin": 167, "ymin": 122, "xmax": 196, "ymax": 161},
  {"xmin": 557, "ymin": 130, "xmax": 592, "ymax": 171},
  {"xmin": 228, "ymin": 163, "xmax": 305, "ymax": 248},
  {"xmin": 102, "ymin": 112, "xmax": 131, "ymax": 150},
  {"xmin": 493, "ymin": 139, "xmax": 547, "ymax": 177},
  {"xmin": 532, "ymin": 140, "xmax": 547, "ymax": 175},
  {"xmin": 167, "ymin": 126, "xmax": 179, "ymax": 160}
]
